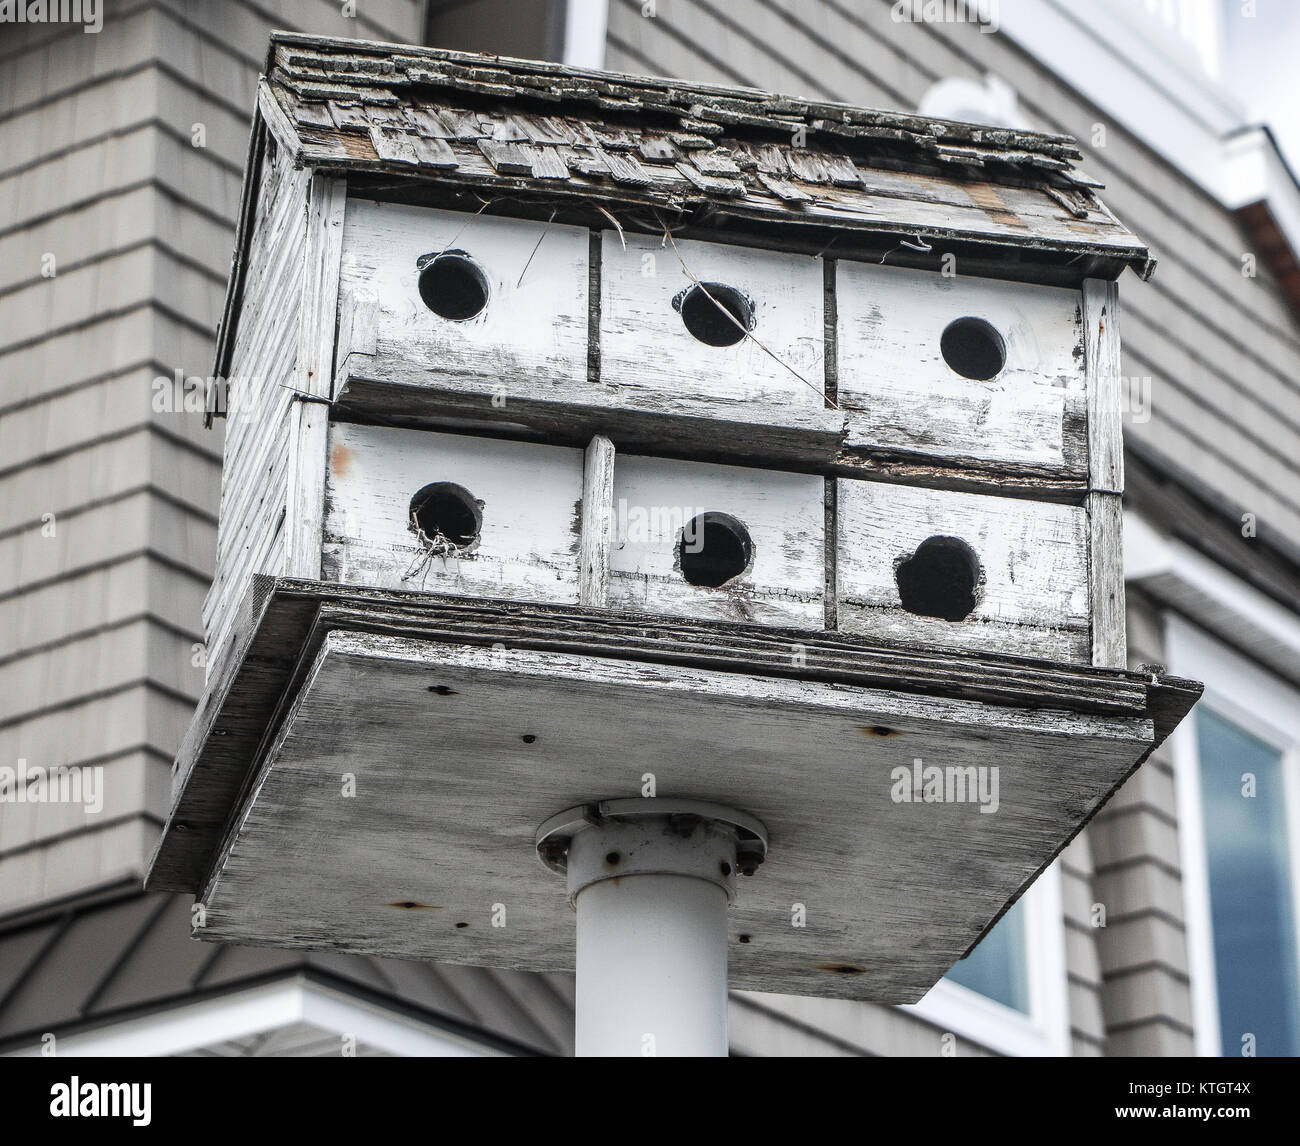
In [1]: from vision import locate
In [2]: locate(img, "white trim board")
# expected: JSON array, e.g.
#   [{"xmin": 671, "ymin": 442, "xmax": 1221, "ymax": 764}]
[
  {"xmin": 1124, "ymin": 511, "xmax": 1300, "ymax": 688},
  {"xmin": 996, "ymin": 0, "xmax": 1242, "ymax": 191},
  {"xmin": 1221, "ymin": 125, "xmax": 1300, "ymax": 276},
  {"xmin": 563, "ymin": 0, "xmax": 608, "ymax": 69},
  {"xmin": 996, "ymin": 0, "xmax": 1300, "ymax": 270}
]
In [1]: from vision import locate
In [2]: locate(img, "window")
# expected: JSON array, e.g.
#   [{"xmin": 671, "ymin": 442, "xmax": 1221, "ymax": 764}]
[
  {"xmin": 903, "ymin": 861, "xmax": 1070, "ymax": 1055},
  {"xmin": 1168, "ymin": 618, "xmax": 1300, "ymax": 1057},
  {"xmin": 1195, "ymin": 710, "xmax": 1300, "ymax": 1054},
  {"xmin": 944, "ymin": 895, "xmax": 1030, "ymax": 1014}
]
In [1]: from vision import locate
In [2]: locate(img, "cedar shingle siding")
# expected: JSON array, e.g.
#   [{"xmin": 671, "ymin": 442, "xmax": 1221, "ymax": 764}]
[{"xmin": 0, "ymin": 0, "xmax": 425, "ymax": 921}]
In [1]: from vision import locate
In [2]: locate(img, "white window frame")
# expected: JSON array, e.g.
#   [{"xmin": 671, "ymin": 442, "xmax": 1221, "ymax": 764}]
[
  {"xmin": 563, "ymin": 0, "xmax": 608, "ymax": 69},
  {"xmin": 1166, "ymin": 616, "xmax": 1300, "ymax": 1058},
  {"xmin": 902, "ymin": 859, "xmax": 1072, "ymax": 1057}
]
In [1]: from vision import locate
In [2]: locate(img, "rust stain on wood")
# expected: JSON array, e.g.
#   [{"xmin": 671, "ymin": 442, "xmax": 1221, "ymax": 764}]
[
  {"xmin": 331, "ymin": 441, "xmax": 354, "ymax": 477},
  {"xmin": 964, "ymin": 182, "xmax": 1030, "ymax": 231}
]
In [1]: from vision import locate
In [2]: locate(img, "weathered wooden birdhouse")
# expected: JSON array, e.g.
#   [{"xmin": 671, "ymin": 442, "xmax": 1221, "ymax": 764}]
[{"xmin": 148, "ymin": 33, "xmax": 1199, "ymax": 1017}]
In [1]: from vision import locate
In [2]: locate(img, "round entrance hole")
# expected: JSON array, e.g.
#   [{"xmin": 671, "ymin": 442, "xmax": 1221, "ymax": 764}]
[
  {"xmin": 676, "ymin": 282, "xmax": 754, "ymax": 347},
  {"xmin": 940, "ymin": 317, "xmax": 1006, "ymax": 380},
  {"xmin": 417, "ymin": 251, "xmax": 489, "ymax": 320},
  {"xmin": 895, "ymin": 535, "xmax": 980, "ymax": 622},
  {"xmin": 409, "ymin": 482, "xmax": 482, "ymax": 550},
  {"xmin": 679, "ymin": 512, "xmax": 753, "ymax": 588}
]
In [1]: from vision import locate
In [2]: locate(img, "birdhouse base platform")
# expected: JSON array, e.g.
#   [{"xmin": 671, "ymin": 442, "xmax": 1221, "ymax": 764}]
[{"xmin": 148, "ymin": 579, "xmax": 1198, "ymax": 1003}]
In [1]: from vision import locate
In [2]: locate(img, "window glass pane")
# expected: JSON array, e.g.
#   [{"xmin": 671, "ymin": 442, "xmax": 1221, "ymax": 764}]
[
  {"xmin": 945, "ymin": 895, "xmax": 1030, "ymax": 1014},
  {"xmin": 1197, "ymin": 707, "xmax": 1300, "ymax": 1056}
]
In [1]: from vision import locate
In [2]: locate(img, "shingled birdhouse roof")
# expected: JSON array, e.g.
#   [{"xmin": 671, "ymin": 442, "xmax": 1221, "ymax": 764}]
[{"xmin": 240, "ymin": 32, "xmax": 1152, "ymax": 297}]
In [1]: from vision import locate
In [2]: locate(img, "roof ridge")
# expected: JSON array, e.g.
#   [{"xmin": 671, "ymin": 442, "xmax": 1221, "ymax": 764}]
[{"xmin": 265, "ymin": 30, "xmax": 1083, "ymax": 156}]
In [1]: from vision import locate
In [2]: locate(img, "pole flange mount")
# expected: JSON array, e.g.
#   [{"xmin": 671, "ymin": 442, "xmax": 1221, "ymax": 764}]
[{"xmin": 535, "ymin": 798, "xmax": 769, "ymax": 905}]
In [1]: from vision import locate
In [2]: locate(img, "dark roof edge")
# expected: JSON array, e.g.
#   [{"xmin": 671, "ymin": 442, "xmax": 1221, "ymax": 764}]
[
  {"xmin": 264, "ymin": 29, "xmax": 1087, "ymax": 154},
  {"xmin": 211, "ymin": 113, "xmax": 268, "ymax": 406}
]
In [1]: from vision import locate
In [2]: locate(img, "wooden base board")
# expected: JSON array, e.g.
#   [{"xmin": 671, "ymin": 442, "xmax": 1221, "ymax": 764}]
[{"xmin": 151, "ymin": 580, "xmax": 1199, "ymax": 1004}]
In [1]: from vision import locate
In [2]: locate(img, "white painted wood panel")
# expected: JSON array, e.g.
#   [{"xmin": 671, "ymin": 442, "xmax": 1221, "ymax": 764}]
[
  {"xmin": 284, "ymin": 174, "xmax": 347, "ymax": 581},
  {"xmin": 600, "ymin": 231, "xmax": 826, "ymax": 410},
  {"xmin": 203, "ymin": 145, "xmax": 308, "ymax": 677},
  {"xmin": 578, "ymin": 435, "xmax": 616, "ymax": 607},
  {"xmin": 323, "ymin": 422, "xmax": 584, "ymax": 604},
  {"xmin": 609, "ymin": 453, "xmax": 824, "ymax": 627},
  {"xmin": 836, "ymin": 261, "xmax": 1086, "ymax": 471},
  {"xmin": 336, "ymin": 199, "xmax": 589, "ymax": 393},
  {"xmin": 837, "ymin": 479, "xmax": 1090, "ymax": 662},
  {"xmin": 1083, "ymin": 278, "xmax": 1127, "ymax": 668}
]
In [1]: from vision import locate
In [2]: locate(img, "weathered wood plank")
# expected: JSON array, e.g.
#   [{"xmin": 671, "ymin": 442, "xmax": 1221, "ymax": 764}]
[
  {"xmin": 191, "ymin": 628, "xmax": 1187, "ymax": 1003},
  {"xmin": 837, "ymin": 479, "xmax": 1091, "ymax": 662},
  {"xmin": 284, "ymin": 174, "xmax": 347, "ymax": 581},
  {"xmin": 336, "ymin": 198, "xmax": 590, "ymax": 389},
  {"xmin": 609, "ymin": 452, "xmax": 825, "ymax": 628},
  {"xmin": 335, "ymin": 369, "xmax": 848, "ymax": 472},
  {"xmin": 149, "ymin": 577, "xmax": 1199, "ymax": 894},
  {"xmin": 295, "ymin": 174, "xmax": 349, "ymax": 402},
  {"xmin": 1088, "ymin": 491, "xmax": 1126, "ymax": 669},
  {"xmin": 323, "ymin": 421, "xmax": 584, "ymax": 603},
  {"xmin": 257, "ymin": 79, "xmax": 303, "ymax": 161},
  {"xmin": 1084, "ymin": 278, "xmax": 1124, "ymax": 495},
  {"xmin": 836, "ymin": 260, "xmax": 1086, "ymax": 474},
  {"xmin": 832, "ymin": 451, "xmax": 1088, "ymax": 502},
  {"xmin": 600, "ymin": 231, "xmax": 827, "ymax": 411},
  {"xmin": 1083, "ymin": 278, "xmax": 1127, "ymax": 668},
  {"xmin": 578, "ymin": 435, "xmax": 616, "ymax": 607}
]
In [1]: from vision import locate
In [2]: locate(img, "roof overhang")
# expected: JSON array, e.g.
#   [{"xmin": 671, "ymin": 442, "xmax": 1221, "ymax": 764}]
[{"xmin": 1223, "ymin": 125, "xmax": 1300, "ymax": 319}]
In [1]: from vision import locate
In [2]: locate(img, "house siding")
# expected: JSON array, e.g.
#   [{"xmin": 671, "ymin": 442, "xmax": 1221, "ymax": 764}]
[
  {"xmin": 0, "ymin": 0, "xmax": 423, "ymax": 914},
  {"xmin": 1091, "ymin": 584, "xmax": 1197, "ymax": 1055}
]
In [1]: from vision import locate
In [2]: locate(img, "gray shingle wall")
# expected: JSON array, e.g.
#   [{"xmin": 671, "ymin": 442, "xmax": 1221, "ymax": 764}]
[
  {"xmin": 1091, "ymin": 586, "xmax": 1196, "ymax": 1055},
  {"xmin": 730, "ymin": 993, "xmax": 997, "ymax": 1057},
  {"xmin": 0, "ymin": 0, "xmax": 423, "ymax": 915},
  {"xmin": 1060, "ymin": 831, "xmax": 1107, "ymax": 1055},
  {"xmin": 0, "ymin": 889, "xmax": 574, "ymax": 1055}
]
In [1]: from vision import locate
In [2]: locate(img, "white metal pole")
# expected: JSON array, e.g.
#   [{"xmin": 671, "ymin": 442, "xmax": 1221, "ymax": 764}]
[
  {"xmin": 575, "ymin": 873, "xmax": 728, "ymax": 1057},
  {"xmin": 536, "ymin": 798, "xmax": 768, "ymax": 1059}
]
